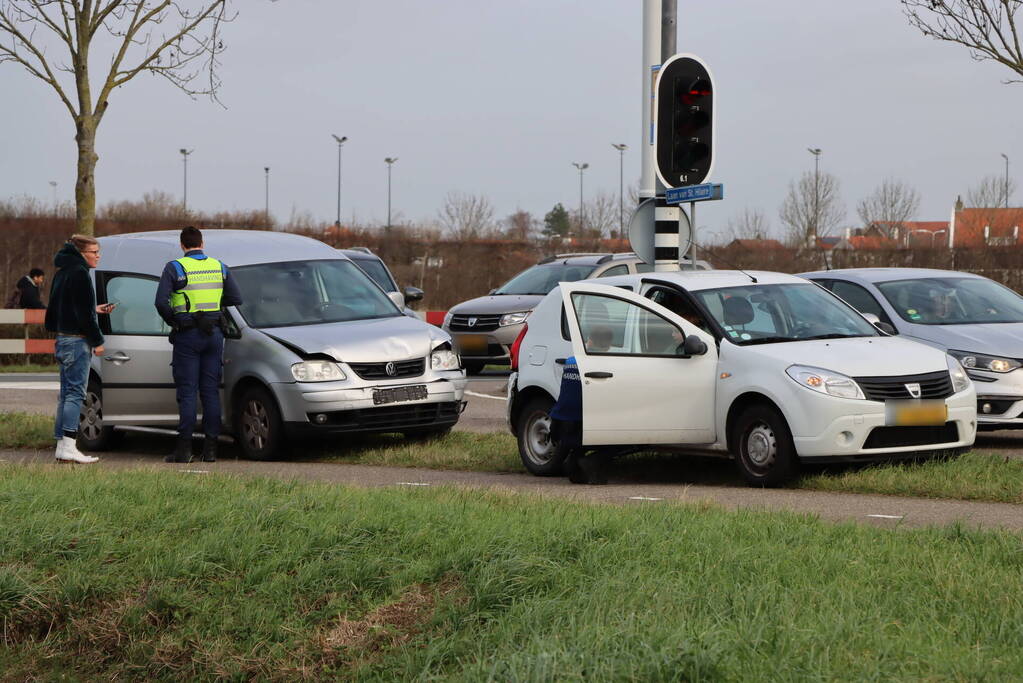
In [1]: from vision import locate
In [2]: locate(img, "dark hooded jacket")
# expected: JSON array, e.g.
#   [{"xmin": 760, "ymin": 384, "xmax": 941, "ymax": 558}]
[
  {"xmin": 16, "ymin": 275, "xmax": 45, "ymax": 309},
  {"xmin": 44, "ymin": 242, "xmax": 103, "ymax": 348}
]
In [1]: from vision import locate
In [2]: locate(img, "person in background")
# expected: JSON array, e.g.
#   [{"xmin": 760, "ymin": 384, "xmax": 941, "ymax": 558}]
[
  {"xmin": 16, "ymin": 268, "xmax": 46, "ymax": 309},
  {"xmin": 155, "ymin": 226, "xmax": 243, "ymax": 464},
  {"xmin": 45, "ymin": 236, "xmax": 115, "ymax": 464}
]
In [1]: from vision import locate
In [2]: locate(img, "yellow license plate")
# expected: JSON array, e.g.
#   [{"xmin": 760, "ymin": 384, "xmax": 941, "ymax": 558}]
[
  {"xmin": 885, "ymin": 400, "xmax": 948, "ymax": 426},
  {"xmin": 455, "ymin": 334, "xmax": 488, "ymax": 354}
]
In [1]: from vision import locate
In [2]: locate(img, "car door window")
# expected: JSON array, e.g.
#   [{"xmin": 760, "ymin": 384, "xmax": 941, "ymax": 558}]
[
  {"xmin": 571, "ymin": 292, "xmax": 682, "ymax": 356},
  {"xmin": 596, "ymin": 264, "xmax": 628, "ymax": 278},
  {"xmin": 829, "ymin": 280, "xmax": 891, "ymax": 324},
  {"xmin": 106, "ymin": 275, "xmax": 170, "ymax": 335}
]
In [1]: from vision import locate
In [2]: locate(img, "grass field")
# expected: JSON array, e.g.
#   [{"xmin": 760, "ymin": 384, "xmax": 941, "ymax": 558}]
[
  {"xmin": 3, "ymin": 411, "xmax": 1023, "ymax": 504},
  {"xmin": 1, "ymin": 467, "xmax": 1021, "ymax": 680},
  {"xmin": 0, "ymin": 363, "xmax": 57, "ymax": 373}
]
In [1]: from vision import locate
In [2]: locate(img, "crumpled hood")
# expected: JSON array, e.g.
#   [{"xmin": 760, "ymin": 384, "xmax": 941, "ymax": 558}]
[
  {"xmin": 907, "ymin": 323, "xmax": 1023, "ymax": 358},
  {"xmin": 53, "ymin": 241, "xmax": 86, "ymax": 270},
  {"xmin": 448, "ymin": 294, "xmax": 544, "ymax": 316},
  {"xmin": 260, "ymin": 315, "xmax": 451, "ymax": 363},
  {"xmin": 732, "ymin": 336, "xmax": 950, "ymax": 377}
]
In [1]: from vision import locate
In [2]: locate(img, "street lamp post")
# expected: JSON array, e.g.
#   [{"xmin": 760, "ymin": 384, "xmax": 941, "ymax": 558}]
[
  {"xmin": 48, "ymin": 180, "xmax": 57, "ymax": 209},
  {"xmin": 1002, "ymin": 153, "xmax": 1010, "ymax": 208},
  {"xmin": 179, "ymin": 148, "xmax": 194, "ymax": 213},
  {"xmin": 807, "ymin": 148, "xmax": 822, "ymax": 246},
  {"xmin": 611, "ymin": 144, "xmax": 627, "ymax": 240},
  {"xmin": 572, "ymin": 162, "xmax": 589, "ymax": 234},
  {"xmin": 332, "ymin": 134, "xmax": 347, "ymax": 226},
  {"xmin": 264, "ymin": 167, "xmax": 270, "ymax": 227},
  {"xmin": 384, "ymin": 157, "xmax": 398, "ymax": 229}
]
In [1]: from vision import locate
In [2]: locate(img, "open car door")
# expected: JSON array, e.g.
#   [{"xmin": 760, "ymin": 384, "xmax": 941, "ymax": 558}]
[{"xmin": 559, "ymin": 281, "xmax": 717, "ymax": 446}]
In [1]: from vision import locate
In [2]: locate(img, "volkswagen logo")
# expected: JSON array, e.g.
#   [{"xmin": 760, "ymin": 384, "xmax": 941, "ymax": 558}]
[
  {"xmin": 468, "ymin": 317, "xmax": 478, "ymax": 327},
  {"xmin": 905, "ymin": 382, "xmax": 922, "ymax": 398},
  {"xmin": 385, "ymin": 362, "xmax": 397, "ymax": 377}
]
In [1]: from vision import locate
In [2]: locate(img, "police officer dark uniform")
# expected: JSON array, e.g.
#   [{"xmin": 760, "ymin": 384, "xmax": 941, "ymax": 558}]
[
  {"xmin": 549, "ymin": 355, "xmax": 607, "ymax": 485},
  {"xmin": 155, "ymin": 227, "xmax": 243, "ymax": 463}
]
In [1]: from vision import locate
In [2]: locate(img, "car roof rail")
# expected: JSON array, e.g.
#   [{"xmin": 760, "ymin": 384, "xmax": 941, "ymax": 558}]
[
  {"xmin": 538, "ymin": 252, "xmax": 608, "ymax": 264},
  {"xmin": 597, "ymin": 252, "xmax": 640, "ymax": 264},
  {"xmin": 346, "ymin": 246, "xmax": 374, "ymax": 254}
]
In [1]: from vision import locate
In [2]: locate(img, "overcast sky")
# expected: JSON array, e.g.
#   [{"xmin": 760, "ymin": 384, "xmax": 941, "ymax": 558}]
[{"xmin": 1, "ymin": 1, "xmax": 1020, "ymax": 239}]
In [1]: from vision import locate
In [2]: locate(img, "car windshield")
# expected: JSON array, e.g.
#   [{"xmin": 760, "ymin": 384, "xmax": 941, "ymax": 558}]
[
  {"xmin": 692, "ymin": 282, "xmax": 879, "ymax": 345},
  {"xmin": 232, "ymin": 259, "xmax": 401, "ymax": 328},
  {"xmin": 495, "ymin": 263, "xmax": 597, "ymax": 295},
  {"xmin": 876, "ymin": 277, "xmax": 1023, "ymax": 325},
  {"xmin": 350, "ymin": 257, "xmax": 397, "ymax": 293}
]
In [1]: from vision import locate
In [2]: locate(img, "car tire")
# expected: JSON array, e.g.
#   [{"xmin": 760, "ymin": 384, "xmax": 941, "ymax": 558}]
[
  {"xmin": 403, "ymin": 426, "xmax": 452, "ymax": 440},
  {"xmin": 516, "ymin": 396, "xmax": 566, "ymax": 476},
  {"xmin": 463, "ymin": 360, "xmax": 486, "ymax": 375},
  {"xmin": 732, "ymin": 404, "xmax": 798, "ymax": 487},
  {"xmin": 78, "ymin": 379, "xmax": 123, "ymax": 452},
  {"xmin": 235, "ymin": 385, "xmax": 285, "ymax": 461}
]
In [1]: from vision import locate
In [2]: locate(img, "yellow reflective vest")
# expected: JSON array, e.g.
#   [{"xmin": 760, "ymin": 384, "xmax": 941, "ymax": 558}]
[{"xmin": 169, "ymin": 256, "xmax": 225, "ymax": 314}]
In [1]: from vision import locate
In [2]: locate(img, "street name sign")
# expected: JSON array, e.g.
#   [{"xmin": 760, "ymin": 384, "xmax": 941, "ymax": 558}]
[{"xmin": 665, "ymin": 183, "xmax": 723, "ymax": 205}]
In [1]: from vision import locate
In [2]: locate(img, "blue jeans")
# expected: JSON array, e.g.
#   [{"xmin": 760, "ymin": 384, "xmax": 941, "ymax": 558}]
[
  {"xmin": 171, "ymin": 327, "xmax": 224, "ymax": 439},
  {"xmin": 54, "ymin": 336, "xmax": 91, "ymax": 439}
]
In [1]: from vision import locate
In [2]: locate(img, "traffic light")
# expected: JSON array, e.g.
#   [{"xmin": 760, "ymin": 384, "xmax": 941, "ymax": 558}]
[{"xmin": 655, "ymin": 54, "xmax": 715, "ymax": 189}]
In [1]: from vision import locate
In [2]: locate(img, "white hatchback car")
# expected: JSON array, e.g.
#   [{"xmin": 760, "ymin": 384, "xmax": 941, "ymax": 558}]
[{"xmin": 507, "ymin": 271, "xmax": 977, "ymax": 485}]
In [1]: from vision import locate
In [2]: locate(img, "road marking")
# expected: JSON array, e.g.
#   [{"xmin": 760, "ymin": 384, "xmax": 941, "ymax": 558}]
[
  {"xmin": 397, "ymin": 482, "xmax": 431, "ymax": 486},
  {"xmin": 181, "ymin": 469, "xmax": 210, "ymax": 474},
  {"xmin": 466, "ymin": 390, "xmax": 507, "ymax": 401},
  {"xmin": 0, "ymin": 382, "xmax": 60, "ymax": 390},
  {"xmin": 866, "ymin": 514, "xmax": 904, "ymax": 520},
  {"xmin": 629, "ymin": 496, "xmax": 663, "ymax": 501}
]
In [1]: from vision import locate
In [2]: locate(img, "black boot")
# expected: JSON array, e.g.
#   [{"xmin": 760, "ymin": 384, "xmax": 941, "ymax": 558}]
[
  {"xmin": 200, "ymin": 438, "xmax": 217, "ymax": 463},
  {"xmin": 165, "ymin": 437, "xmax": 193, "ymax": 463}
]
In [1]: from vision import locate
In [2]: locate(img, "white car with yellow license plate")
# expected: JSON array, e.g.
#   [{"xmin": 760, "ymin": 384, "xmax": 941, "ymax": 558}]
[{"xmin": 506, "ymin": 271, "xmax": 977, "ymax": 486}]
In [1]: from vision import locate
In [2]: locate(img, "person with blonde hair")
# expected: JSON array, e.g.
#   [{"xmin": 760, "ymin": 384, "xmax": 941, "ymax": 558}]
[{"xmin": 44, "ymin": 234, "xmax": 115, "ymax": 464}]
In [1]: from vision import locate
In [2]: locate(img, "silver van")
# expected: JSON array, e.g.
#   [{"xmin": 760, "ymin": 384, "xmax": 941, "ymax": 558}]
[{"xmin": 79, "ymin": 230, "xmax": 466, "ymax": 459}]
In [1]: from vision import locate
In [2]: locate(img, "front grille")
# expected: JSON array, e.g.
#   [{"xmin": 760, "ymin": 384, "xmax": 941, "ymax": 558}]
[
  {"xmin": 309, "ymin": 401, "xmax": 461, "ymax": 431},
  {"xmin": 348, "ymin": 358, "xmax": 425, "ymax": 380},
  {"xmin": 853, "ymin": 371, "xmax": 953, "ymax": 402},
  {"xmin": 449, "ymin": 314, "xmax": 501, "ymax": 332},
  {"xmin": 863, "ymin": 422, "xmax": 959, "ymax": 449}
]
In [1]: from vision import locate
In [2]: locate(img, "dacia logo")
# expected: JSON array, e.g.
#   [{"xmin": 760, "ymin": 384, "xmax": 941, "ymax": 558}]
[
  {"xmin": 385, "ymin": 362, "xmax": 397, "ymax": 377},
  {"xmin": 905, "ymin": 382, "xmax": 922, "ymax": 398},
  {"xmin": 468, "ymin": 317, "xmax": 478, "ymax": 327}
]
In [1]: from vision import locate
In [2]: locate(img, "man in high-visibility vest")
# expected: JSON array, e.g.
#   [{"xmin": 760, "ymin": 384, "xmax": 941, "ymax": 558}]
[{"xmin": 155, "ymin": 226, "xmax": 243, "ymax": 463}]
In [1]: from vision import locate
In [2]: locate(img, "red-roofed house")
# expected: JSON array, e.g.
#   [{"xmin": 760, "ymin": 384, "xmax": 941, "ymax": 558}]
[
  {"xmin": 949, "ymin": 200, "xmax": 1023, "ymax": 247},
  {"xmin": 726, "ymin": 238, "xmax": 786, "ymax": 250}
]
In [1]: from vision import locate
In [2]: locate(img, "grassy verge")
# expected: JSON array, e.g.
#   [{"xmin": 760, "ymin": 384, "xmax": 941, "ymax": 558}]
[
  {"xmin": 1, "ymin": 468, "xmax": 1021, "ymax": 680},
  {"xmin": 0, "ymin": 363, "xmax": 57, "ymax": 373},
  {"xmin": 3, "ymin": 411, "xmax": 1023, "ymax": 503}
]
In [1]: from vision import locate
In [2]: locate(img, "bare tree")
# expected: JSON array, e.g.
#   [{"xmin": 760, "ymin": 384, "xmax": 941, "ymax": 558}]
[
  {"xmin": 856, "ymin": 178, "xmax": 921, "ymax": 238},
  {"xmin": 967, "ymin": 174, "xmax": 1018, "ymax": 207},
  {"xmin": 0, "ymin": 1, "xmax": 233, "ymax": 235},
  {"xmin": 582, "ymin": 190, "xmax": 618, "ymax": 238},
  {"xmin": 902, "ymin": 1, "xmax": 1023, "ymax": 82},
  {"xmin": 438, "ymin": 191, "xmax": 495, "ymax": 240},
  {"xmin": 725, "ymin": 207, "xmax": 770, "ymax": 242},
  {"xmin": 503, "ymin": 210, "xmax": 535, "ymax": 240},
  {"xmin": 779, "ymin": 171, "xmax": 845, "ymax": 247}
]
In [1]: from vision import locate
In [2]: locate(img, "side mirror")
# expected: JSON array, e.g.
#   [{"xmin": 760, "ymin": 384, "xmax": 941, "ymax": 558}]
[
  {"xmin": 488, "ymin": 288, "xmax": 497, "ymax": 296},
  {"xmin": 388, "ymin": 291, "xmax": 406, "ymax": 310},
  {"xmin": 682, "ymin": 335, "xmax": 708, "ymax": 357},
  {"xmin": 861, "ymin": 313, "xmax": 881, "ymax": 325},
  {"xmin": 875, "ymin": 321, "xmax": 896, "ymax": 335},
  {"xmin": 221, "ymin": 310, "xmax": 242, "ymax": 340},
  {"xmin": 403, "ymin": 286, "xmax": 424, "ymax": 303}
]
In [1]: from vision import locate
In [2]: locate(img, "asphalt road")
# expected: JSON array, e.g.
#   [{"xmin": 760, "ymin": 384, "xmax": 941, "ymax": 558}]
[{"xmin": 3, "ymin": 373, "xmax": 1022, "ymax": 531}]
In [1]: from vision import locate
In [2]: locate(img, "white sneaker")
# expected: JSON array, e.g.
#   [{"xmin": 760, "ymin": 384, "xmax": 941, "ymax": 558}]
[
  {"xmin": 56, "ymin": 436, "xmax": 99, "ymax": 464},
  {"xmin": 54, "ymin": 438, "xmax": 64, "ymax": 460}
]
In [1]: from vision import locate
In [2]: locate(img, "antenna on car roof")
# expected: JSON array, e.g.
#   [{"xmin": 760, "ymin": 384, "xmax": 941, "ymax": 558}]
[{"xmin": 686, "ymin": 238, "xmax": 758, "ymax": 283}]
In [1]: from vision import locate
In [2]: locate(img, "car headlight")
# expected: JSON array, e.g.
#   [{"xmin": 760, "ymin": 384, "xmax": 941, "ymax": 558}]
[
  {"xmin": 948, "ymin": 349, "xmax": 1021, "ymax": 374},
  {"xmin": 291, "ymin": 360, "xmax": 346, "ymax": 382},
  {"xmin": 786, "ymin": 365, "xmax": 865, "ymax": 399},
  {"xmin": 500, "ymin": 311, "xmax": 530, "ymax": 326},
  {"xmin": 431, "ymin": 347, "xmax": 460, "ymax": 371},
  {"xmin": 442, "ymin": 311, "xmax": 453, "ymax": 328},
  {"xmin": 946, "ymin": 354, "xmax": 972, "ymax": 394}
]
